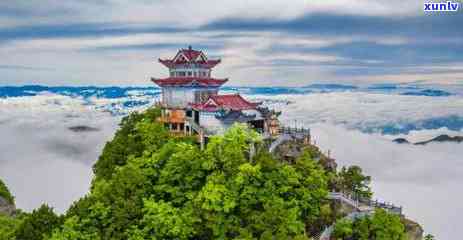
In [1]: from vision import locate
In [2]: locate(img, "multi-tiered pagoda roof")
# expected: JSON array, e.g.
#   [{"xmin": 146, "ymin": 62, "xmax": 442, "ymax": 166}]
[
  {"xmin": 152, "ymin": 46, "xmax": 227, "ymax": 88},
  {"xmin": 158, "ymin": 47, "xmax": 221, "ymax": 69}
]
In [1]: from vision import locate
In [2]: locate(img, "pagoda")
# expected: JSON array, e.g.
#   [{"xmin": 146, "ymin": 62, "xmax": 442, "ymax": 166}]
[{"xmin": 152, "ymin": 46, "xmax": 280, "ymax": 148}]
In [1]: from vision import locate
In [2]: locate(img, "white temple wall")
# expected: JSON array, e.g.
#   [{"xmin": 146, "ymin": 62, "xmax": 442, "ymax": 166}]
[
  {"xmin": 162, "ymin": 87, "xmax": 220, "ymax": 108},
  {"xmin": 169, "ymin": 68, "xmax": 211, "ymax": 77},
  {"xmin": 163, "ymin": 88, "xmax": 195, "ymax": 108}
]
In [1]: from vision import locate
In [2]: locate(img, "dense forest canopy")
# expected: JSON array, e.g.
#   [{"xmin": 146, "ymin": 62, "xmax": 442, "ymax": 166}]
[
  {"xmin": 0, "ymin": 107, "xmax": 412, "ymax": 239},
  {"xmin": 52, "ymin": 108, "xmax": 330, "ymax": 239},
  {"xmin": 333, "ymin": 209, "xmax": 406, "ymax": 240}
]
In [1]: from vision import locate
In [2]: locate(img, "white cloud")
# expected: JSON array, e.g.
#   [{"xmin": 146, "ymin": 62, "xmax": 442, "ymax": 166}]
[
  {"xmin": 1, "ymin": 0, "xmax": 424, "ymax": 28},
  {"xmin": 0, "ymin": 94, "xmax": 120, "ymax": 212},
  {"xmin": 248, "ymin": 92, "xmax": 463, "ymax": 132}
]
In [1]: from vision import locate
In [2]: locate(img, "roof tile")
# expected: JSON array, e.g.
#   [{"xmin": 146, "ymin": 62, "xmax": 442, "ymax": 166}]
[{"xmin": 190, "ymin": 94, "xmax": 260, "ymax": 111}]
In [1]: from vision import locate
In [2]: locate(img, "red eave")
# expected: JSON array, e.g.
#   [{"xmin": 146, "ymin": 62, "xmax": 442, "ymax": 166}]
[
  {"xmin": 151, "ymin": 77, "xmax": 228, "ymax": 87},
  {"xmin": 159, "ymin": 59, "xmax": 175, "ymax": 68},
  {"xmin": 189, "ymin": 103, "xmax": 219, "ymax": 112},
  {"xmin": 190, "ymin": 94, "xmax": 261, "ymax": 111},
  {"xmin": 202, "ymin": 59, "xmax": 221, "ymax": 68},
  {"xmin": 158, "ymin": 59, "xmax": 221, "ymax": 69}
]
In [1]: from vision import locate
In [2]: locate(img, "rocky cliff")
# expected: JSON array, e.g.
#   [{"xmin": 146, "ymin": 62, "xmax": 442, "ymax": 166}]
[
  {"xmin": 0, "ymin": 179, "xmax": 15, "ymax": 216},
  {"xmin": 269, "ymin": 134, "xmax": 337, "ymax": 171},
  {"xmin": 0, "ymin": 196, "xmax": 15, "ymax": 216},
  {"xmin": 404, "ymin": 218, "xmax": 424, "ymax": 240}
]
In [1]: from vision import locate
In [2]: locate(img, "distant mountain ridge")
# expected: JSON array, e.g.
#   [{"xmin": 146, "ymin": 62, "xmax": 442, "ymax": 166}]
[
  {"xmin": 0, "ymin": 85, "xmax": 160, "ymax": 98},
  {"xmin": 414, "ymin": 134, "xmax": 463, "ymax": 145},
  {"xmin": 393, "ymin": 134, "xmax": 463, "ymax": 145},
  {"xmin": 0, "ymin": 84, "xmax": 455, "ymax": 99},
  {"xmin": 401, "ymin": 89, "xmax": 452, "ymax": 97},
  {"xmin": 304, "ymin": 83, "xmax": 358, "ymax": 90}
]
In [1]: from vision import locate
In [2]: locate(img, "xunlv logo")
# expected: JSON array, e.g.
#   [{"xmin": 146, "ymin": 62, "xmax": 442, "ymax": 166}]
[{"xmin": 424, "ymin": 1, "xmax": 460, "ymax": 11}]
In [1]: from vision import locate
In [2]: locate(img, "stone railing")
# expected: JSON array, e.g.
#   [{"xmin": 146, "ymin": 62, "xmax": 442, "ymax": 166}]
[
  {"xmin": 328, "ymin": 192, "xmax": 360, "ymax": 209},
  {"xmin": 327, "ymin": 191, "xmax": 402, "ymax": 215},
  {"xmin": 362, "ymin": 199, "xmax": 403, "ymax": 215},
  {"xmin": 278, "ymin": 126, "xmax": 310, "ymax": 136}
]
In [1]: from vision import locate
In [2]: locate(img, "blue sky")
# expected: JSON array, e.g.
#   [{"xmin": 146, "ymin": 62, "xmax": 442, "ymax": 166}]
[{"xmin": 0, "ymin": 0, "xmax": 462, "ymax": 86}]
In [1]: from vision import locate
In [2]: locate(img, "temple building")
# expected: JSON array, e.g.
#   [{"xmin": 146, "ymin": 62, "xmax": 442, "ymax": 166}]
[{"xmin": 151, "ymin": 46, "xmax": 281, "ymax": 147}]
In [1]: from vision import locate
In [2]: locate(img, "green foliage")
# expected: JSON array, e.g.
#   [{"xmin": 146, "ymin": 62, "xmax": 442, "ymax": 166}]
[
  {"xmin": 128, "ymin": 200, "xmax": 197, "ymax": 240},
  {"xmin": 424, "ymin": 234, "xmax": 435, "ymax": 240},
  {"xmin": 0, "ymin": 179, "xmax": 14, "ymax": 204},
  {"xmin": 56, "ymin": 111, "xmax": 330, "ymax": 239},
  {"xmin": 333, "ymin": 218, "xmax": 353, "ymax": 239},
  {"xmin": 0, "ymin": 213, "xmax": 22, "ymax": 240},
  {"xmin": 92, "ymin": 107, "xmax": 164, "ymax": 181},
  {"xmin": 204, "ymin": 123, "xmax": 261, "ymax": 173},
  {"xmin": 369, "ymin": 209, "xmax": 406, "ymax": 240},
  {"xmin": 338, "ymin": 165, "xmax": 372, "ymax": 200},
  {"xmin": 49, "ymin": 216, "xmax": 100, "ymax": 240},
  {"xmin": 128, "ymin": 124, "xmax": 326, "ymax": 239},
  {"xmin": 332, "ymin": 209, "xmax": 407, "ymax": 240},
  {"xmin": 14, "ymin": 204, "xmax": 62, "ymax": 240},
  {"xmin": 352, "ymin": 216, "xmax": 371, "ymax": 240}
]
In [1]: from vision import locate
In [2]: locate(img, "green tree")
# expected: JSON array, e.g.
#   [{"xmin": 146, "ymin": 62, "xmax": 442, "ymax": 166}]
[
  {"xmin": 128, "ymin": 200, "xmax": 197, "ymax": 240},
  {"xmin": 333, "ymin": 218, "xmax": 353, "ymax": 239},
  {"xmin": 191, "ymin": 129, "xmax": 327, "ymax": 239},
  {"xmin": 0, "ymin": 213, "xmax": 22, "ymax": 240},
  {"xmin": 352, "ymin": 216, "xmax": 371, "ymax": 240},
  {"xmin": 333, "ymin": 209, "xmax": 407, "ymax": 240},
  {"xmin": 338, "ymin": 166, "xmax": 372, "ymax": 200},
  {"xmin": 424, "ymin": 234, "xmax": 435, "ymax": 240},
  {"xmin": 14, "ymin": 204, "xmax": 62, "ymax": 240},
  {"xmin": 369, "ymin": 209, "xmax": 406, "ymax": 240},
  {"xmin": 93, "ymin": 108, "xmax": 163, "ymax": 181},
  {"xmin": 52, "ymin": 109, "xmax": 332, "ymax": 239},
  {"xmin": 49, "ymin": 216, "xmax": 100, "ymax": 240}
]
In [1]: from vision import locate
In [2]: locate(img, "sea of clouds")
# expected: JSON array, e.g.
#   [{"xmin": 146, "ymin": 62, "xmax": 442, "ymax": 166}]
[{"xmin": 0, "ymin": 85, "xmax": 462, "ymax": 239}]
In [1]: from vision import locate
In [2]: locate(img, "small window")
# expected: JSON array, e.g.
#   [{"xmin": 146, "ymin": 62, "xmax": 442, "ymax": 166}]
[
  {"xmin": 188, "ymin": 71, "xmax": 192, "ymax": 76},
  {"xmin": 194, "ymin": 111, "xmax": 200, "ymax": 124}
]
